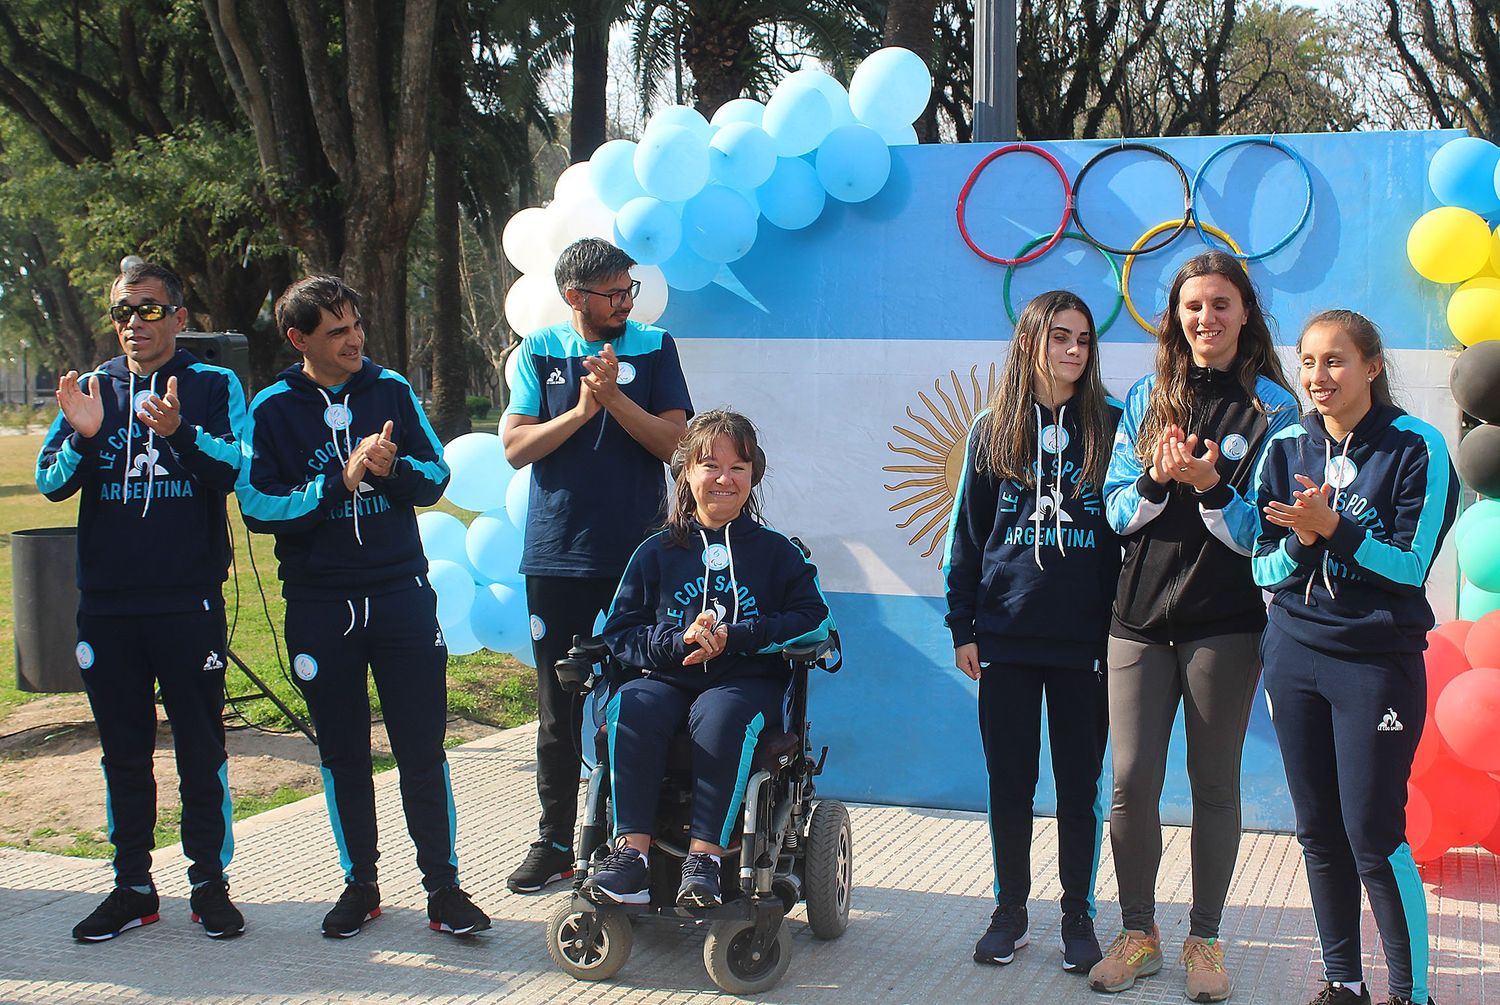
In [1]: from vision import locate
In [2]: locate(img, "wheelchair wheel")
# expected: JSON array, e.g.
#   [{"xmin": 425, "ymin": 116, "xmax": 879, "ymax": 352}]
[
  {"xmin": 703, "ymin": 918, "xmax": 792, "ymax": 995},
  {"xmin": 804, "ymin": 799, "xmax": 853, "ymax": 939},
  {"xmin": 547, "ymin": 901, "xmax": 633, "ymax": 981}
]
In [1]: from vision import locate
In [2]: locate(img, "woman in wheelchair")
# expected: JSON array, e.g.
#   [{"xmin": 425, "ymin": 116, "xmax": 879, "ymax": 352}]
[{"xmin": 583, "ymin": 409, "xmax": 833, "ymax": 910}]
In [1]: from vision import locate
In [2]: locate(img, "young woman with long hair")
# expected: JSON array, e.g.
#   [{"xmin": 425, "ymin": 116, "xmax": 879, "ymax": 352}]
[
  {"xmin": 1253, "ymin": 311, "xmax": 1457, "ymax": 1005},
  {"xmin": 943, "ymin": 290, "xmax": 1122, "ymax": 974},
  {"xmin": 1092, "ymin": 252, "xmax": 1299, "ymax": 1001}
]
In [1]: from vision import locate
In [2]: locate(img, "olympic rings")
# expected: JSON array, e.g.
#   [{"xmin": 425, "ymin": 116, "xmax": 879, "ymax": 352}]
[
  {"xmin": 1072, "ymin": 143, "xmax": 1193, "ymax": 256},
  {"xmin": 1189, "ymin": 137, "xmax": 1313, "ymax": 261},
  {"xmin": 1003, "ymin": 231, "xmax": 1125, "ymax": 335},
  {"xmin": 1120, "ymin": 219, "xmax": 1246, "ymax": 334},
  {"xmin": 956, "ymin": 143, "xmax": 1074, "ymax": 266}
]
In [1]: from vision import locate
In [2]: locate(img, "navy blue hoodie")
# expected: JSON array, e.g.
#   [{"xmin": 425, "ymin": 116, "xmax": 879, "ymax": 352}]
[
  {"xmin": 1252, "ymin": 403, "xmax": 1458, "ymax": 656},
  {"xmin": 237, "ymin": 358, "xmax": 449, "ymax": 599},
  {"xmin": 603, "ymin": 514, "xmax": 834, "ymax": 688},
  {"xmin": 35, "ymin": 349, "xmax": 245, "ymax": 614},
  {"xmin": 943, "ymin": 401, "xmax": 1123, "ymax": 670}
]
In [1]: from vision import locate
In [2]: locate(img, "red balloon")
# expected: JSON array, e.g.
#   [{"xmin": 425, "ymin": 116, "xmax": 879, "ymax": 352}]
[
  {"xmin": 1408, "ymin": 781, "xmax": 1457, "ymax": 862},
  {"xmin": 1412, "ymin": 720, "xmax": 1451, "ymax": 779},
  {"xmin": 1435, "ymin": 666, "xmax": 1500, "ymax": 772},
  {"xmin": 1422, "ymin": 756, "xmax": 1500, "ymax": 845},
  {"xmin": 1465, "ymin": 610, "xmax": 1500, "ymax": 670},
  {"xmin": 1432, "ymin": 619, "xmax": 1474, "ymax": 651},
  {"xmin": 1425, "ymin": 633, "xmax": 1471, "ymax": 718},
  {"xmin": 1482, "ymin": 799, "xmax": 1500, "ymax": 857}
]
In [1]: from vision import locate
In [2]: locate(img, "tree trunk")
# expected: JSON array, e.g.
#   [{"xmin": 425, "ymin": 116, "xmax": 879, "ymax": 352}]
[
  {"xmin": 341, "ymin": 237, "xmax": 408, "ymax": 371},
  {"xmin": 684, "ymin": 11, "xmax": 752, "ymax": 118},
  {"xmin": 570, "ymin": 1, "xmax": 609, "ymax": 162},
  {"xmin": 429, "ymin": 0, "xmax": 471, "ymax": 442}
]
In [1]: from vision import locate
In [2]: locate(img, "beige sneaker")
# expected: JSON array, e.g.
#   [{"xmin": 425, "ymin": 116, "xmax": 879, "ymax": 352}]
[
  {"xmin": 1183, "ymin": 935, "xmax": 1232, "ymax": 1002},
  {"xmin": 1087, "ymin": 925, "xmax": 1163, "ymax": 993}
]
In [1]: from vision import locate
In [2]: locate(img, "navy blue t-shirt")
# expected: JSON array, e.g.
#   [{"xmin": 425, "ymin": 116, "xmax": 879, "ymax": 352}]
[{"xmin": 504, "ymin": 319, "xmax": 693, "ymax": 578}]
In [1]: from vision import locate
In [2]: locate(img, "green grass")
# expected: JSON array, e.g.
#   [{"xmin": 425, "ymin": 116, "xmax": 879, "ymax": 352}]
[{"xmin": 0, "ymin": 433, "xmax": 537, "ymax": 731}]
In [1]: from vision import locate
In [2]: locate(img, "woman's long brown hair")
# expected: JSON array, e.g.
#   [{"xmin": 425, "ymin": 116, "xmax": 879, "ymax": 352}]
[
  {"xmin": 976, "ymin": 290, "xmax": 1112, "ymax": 494},
  {"xmin": 665, "ymin": 409, "xmax": 765, "ymax": 547},
  {"xmin": 1135, "ymin": 251, "xmax": 1295, "ymax": 466}
]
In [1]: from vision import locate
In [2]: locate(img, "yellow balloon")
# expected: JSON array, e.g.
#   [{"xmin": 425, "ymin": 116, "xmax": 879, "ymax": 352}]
[
  {"xmin": 1448, "ymin": 277, "xmax": 1500, "ymax": 346},
  {"xmin": 1407, "ymin": 206, "xmax": 1492, "ymax": 283}
]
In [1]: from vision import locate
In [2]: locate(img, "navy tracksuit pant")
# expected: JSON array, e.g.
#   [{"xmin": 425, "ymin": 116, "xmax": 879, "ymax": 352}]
[
  {"xmin": 526, "ymin": 575, "xmax": 620, "ymax": 850},
  {"xmin": 286, "ymin": 584, "xmax": 458, "ymax": 892},
  {"xmin": 1263, "ymin": 626, "xmax": 1431, "ymax": 1003},
  {"xmin": 979, "ymin": 662, "xmax": 1109, "ymax": 918},
  {"xmin": 606, "ymin": 674, "xmax": 788, "ymax": 847},
  {"xmin": 77, "ymin": 608, "xmax": 233, "ymax": 889}
]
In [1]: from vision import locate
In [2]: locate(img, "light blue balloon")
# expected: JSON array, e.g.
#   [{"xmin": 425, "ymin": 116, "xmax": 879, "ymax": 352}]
[
  {"xmin": 710, "ymin": 122, "xmax": 778, "ymax": 190},
  {"xmin": 681, "ymin": 185, "xmax": 758, "ymax": 263},
  {"xmin": 442, "ymin": 615, "xmax": 484, "ymax": 656},
  {"xmin": 633, "ymin": 124, "xmax": 710, "ymax": 202},
  {"xmin": 660, "ymin": 242, "xmax": 721, "ymax": 292},
  {"xmin": 648, "ymin": 105, "xmax": 713, "ymax": 143},
  {"xmin": 465, "ymin": 509, "xmax": 525, "ymax": 584},
  {"xmin": 428, "ymin": 558, "xmax": 476, "ymax": 629},
  {"xmin": 442, "ymin": 432, "xmax": 513, "ymax": 513},
  {"xmin": 781, "ymin": 69, "xmax": 856, "ymax": 130},
  {"xmin": 505, "ymin": 463, "xmax": 532, "ymax": 531},
  {"xmin": 612, "ymin": 196, "xmax": 682, "ymax": 265},
  {"xmin": 711, "ymin": 98, "xmax": 765, "ymax": 128},
  {"xmin": 417, "ymin": 510, "xmax": 468, "ymax": 566},
  {"xmin": 849, "ymin": 46, "xmax": 933, "ymax": 130},
  {"xmin": 763, "ymin": 85, "xmax": 832, "ymax": 157},
  {"xmin": 816, "ymin": 124, "xmax": 892, "ymax": 203},
  {"xmin": 1429, "ymin": 136, "xmax": 1500, "ymax": 216},
  {"xmin": 470, "ymin": 581, "xmax": 528, "ymax": 654},
  {"xmin": 590, "ymin": 139, "xmax": 647, "ymax": 211},
  {"xmin": 758, "ymin": 156, "xmax": 826, "ymax": 230}
]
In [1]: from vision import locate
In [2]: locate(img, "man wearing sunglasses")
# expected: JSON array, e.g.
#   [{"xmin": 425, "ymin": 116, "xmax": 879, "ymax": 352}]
[
  {"xmin": 36, "ymin": 261, "xmax": 248, "ymax": 941},
  {"xmin": 501, "ymin": 237, "xmax": 693, "ymax": 893}
]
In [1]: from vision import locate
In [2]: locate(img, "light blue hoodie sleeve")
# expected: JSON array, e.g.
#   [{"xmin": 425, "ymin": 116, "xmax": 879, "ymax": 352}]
[{"xmin": 1104, "ymin": 376, "xmax": 1169, "ymax": 535}]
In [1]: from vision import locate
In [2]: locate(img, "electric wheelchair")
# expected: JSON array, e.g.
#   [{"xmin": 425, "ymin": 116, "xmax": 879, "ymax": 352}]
[{"xmin": 543, "ymin": 628, "xmax": 850, "ymax": 995}]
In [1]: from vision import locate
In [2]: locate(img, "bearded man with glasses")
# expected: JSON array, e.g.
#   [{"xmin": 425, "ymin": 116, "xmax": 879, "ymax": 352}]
[
  {"xmin": 36, "ymin": 261, "xmax": 249, "ymax": 941},
  {"xmin": 501, "ymin": 237, "xmax": 693, "ymax": 894}
]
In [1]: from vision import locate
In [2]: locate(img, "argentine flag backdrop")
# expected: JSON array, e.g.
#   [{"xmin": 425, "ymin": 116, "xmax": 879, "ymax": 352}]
[{"xmin": 659, "ymin": 129, "xmax": 1464, "ymax": 830}]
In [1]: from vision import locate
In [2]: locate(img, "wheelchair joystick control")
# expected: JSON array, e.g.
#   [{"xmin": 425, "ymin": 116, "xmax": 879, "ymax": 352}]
[{"xmin": 552, "ymin": 634, "xmax": 607, "ymax": 694}]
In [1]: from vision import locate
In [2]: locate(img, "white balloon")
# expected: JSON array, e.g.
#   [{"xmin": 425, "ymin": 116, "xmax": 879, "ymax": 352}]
[
  {"xmin": 501, "ymin": 207, "xmax": 565, "ymax": 276},
  {"xmin": 504, "ymin": 272, "xmax": 569, "ymax": 335},
  {"xmin": 553, "ymin": 161, "xmax": 594, "ymax": 205},
  {"xmin": 631, "ymin": 264, "xmax": 669, "ymax": 324},
  {"xmin": 550, "ymin": 192, "xmax": 616, "ymax": 243}
]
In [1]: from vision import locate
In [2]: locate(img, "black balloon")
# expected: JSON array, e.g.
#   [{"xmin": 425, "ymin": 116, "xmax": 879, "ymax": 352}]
[
  {"xmin": 1452, "ymin": 341, "xmax": 1500, "ymax": 424},
  {"xmin": 1458, "ymin": 423, "xmax": 1500, "ymax": 499}
]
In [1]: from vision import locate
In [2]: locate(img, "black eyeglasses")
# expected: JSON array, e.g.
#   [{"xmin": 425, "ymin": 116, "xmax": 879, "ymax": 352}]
[
  {"xmin": 575, "ymin": 281, "xmax": 641, "ymax": 309},
  {"xmin": 109, "ymin": 303, "xmax": 178, "ymax": 323}
]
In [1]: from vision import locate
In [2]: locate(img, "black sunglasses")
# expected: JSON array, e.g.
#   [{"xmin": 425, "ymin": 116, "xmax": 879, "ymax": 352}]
[
  {"xmin": 576, "ymin": 281, "xmax": 642, "ymax": 309},
  {"xmin": 110, "ymin": 303, "xmax": 179, "ymax": 323}
]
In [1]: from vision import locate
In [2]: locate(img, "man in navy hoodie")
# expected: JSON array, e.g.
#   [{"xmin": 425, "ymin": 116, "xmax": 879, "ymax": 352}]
[
  {"xmin": 237, "ymin": 275, "xmax": 489, "ymax": 938},
  {"xmin": 36, "ymin": 261, "xmax": 246, "ymax": 941}
]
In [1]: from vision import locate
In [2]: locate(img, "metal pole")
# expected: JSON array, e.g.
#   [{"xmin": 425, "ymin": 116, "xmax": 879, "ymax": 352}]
[{"xmin": 973, "ymin": 0, "xmax": 1017, "ymax": 142}]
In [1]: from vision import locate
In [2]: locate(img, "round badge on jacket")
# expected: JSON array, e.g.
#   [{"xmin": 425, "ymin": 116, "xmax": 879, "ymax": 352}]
[
  {"xmin": 324, "ymin": 404, "xmax": 352, "ymax": 431},
  {"xmin": 616, "ymin": 361, "xmax": 637, "ymax": 385},
  {"xmin": 1221, "ymin": 433, "xmax": 1249, "ymax": 461},
  {"xmin": 293, "ymin": 653, "xmax": 319, "ymax": 681},
  {"xmin": 703, "ymin": 543, "xmax": 731, "ymax": 570}
]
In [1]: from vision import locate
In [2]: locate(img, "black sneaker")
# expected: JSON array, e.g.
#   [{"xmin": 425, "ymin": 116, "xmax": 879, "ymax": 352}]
[
  {"xmin": 974, "ymin": 903, "xmax": 1029, "ymax": 965},
  {"xmin": 676, "ymin": 852, "xmax": 722, "ymax": 908},
  {"xmin": 1060, "ymin": 911, "xmax": 1103, "ymax": 972},
  {"xmin": 1381, "ymin": 997, "xmax": 1436, "ymax": 1005},
  {"xmin": 189, "ymin": 879, "xmax": 245, "ymax": 938},
  {"xmin": 1309, "ymin": 984, "xmax": 1372, "ymax": 1005},
  {"xmin": 321, "ymin": 881, "xmax": 381, "ymax": 938},
  {"xmin": 72, "ymin": 886, "xmax": 160, "ymax": 942},
  {"xmin": 427, "ymin": 885, "xmax": 491, "ymax": 936},
  {"xmin": 580, "ymin": 845, "xmax": 650, "ymax": 905},
  {"xmin": 506, "ymin": 841, "xmax": 575, "ymax": 893}
]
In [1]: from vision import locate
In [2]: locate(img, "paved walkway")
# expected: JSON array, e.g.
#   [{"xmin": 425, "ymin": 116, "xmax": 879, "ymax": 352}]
[{"xmin": 2, "ymin": 724, "xmax": 1495, "ymax": 1004}]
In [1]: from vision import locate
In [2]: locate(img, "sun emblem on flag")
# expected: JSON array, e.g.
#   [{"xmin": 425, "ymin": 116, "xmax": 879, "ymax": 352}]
[{"xmin": 883, "ymin": 363, "xmax": 998, "ymax": 560}]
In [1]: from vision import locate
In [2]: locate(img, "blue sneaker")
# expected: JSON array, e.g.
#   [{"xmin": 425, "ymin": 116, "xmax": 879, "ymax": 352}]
[
  {"xmin": 676, "ymin": 852, "xmax": 722, "ymax": 908},
  {"xmin": 974, "ymin": 904, "xmax": 1028, "ymax": 965},
  {"xmin": 581, "ymin": 846, "xmax": 650, "ymax": 905}
]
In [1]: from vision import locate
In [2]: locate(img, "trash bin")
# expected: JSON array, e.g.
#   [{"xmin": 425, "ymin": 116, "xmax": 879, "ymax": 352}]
[{"xmin": 12, "ymin": 527, "xmax": 82, "ymax": 692}]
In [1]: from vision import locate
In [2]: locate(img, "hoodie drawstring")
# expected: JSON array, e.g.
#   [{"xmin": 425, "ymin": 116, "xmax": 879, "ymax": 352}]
[
  {"xmin": 123, "ymin": 371, "xmax": 160, "ymax": 518},
  {"xmin": 695, "ymin": 523, "xmax": 739, "ymax": 669},
  {"xmin": 315, "ymin": 386, "xmax": 362, "ymax": 545},
  {"xmin": 341, "ymin": 597, "xmax": 372, "ymax": 637},
  {"xmin": 1304, "ymin": 433, "xmax": 1352, "ymax": 605},
  {"xmin": 1031, "ymin": 403, "xmax": 1068, "ymax": 570}
]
